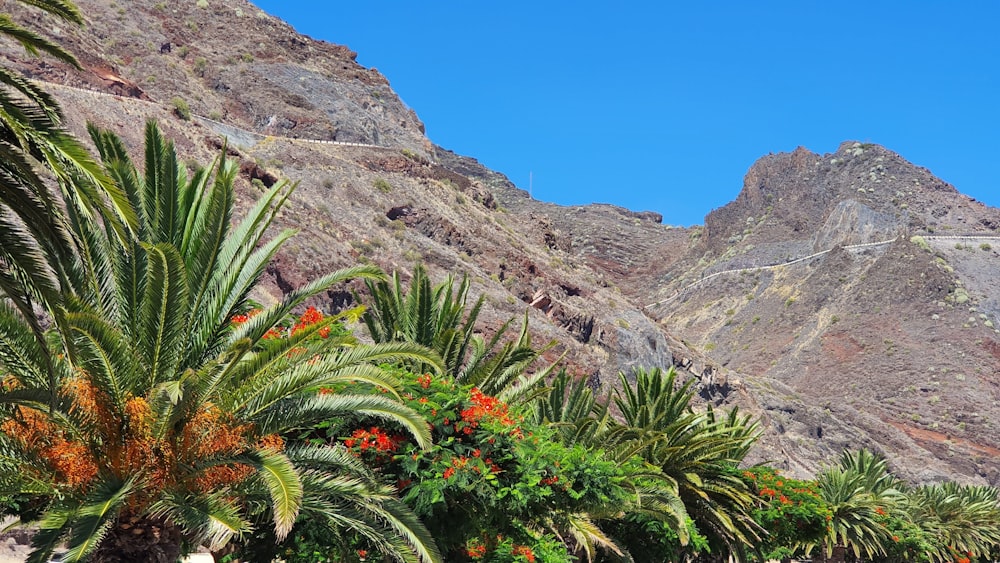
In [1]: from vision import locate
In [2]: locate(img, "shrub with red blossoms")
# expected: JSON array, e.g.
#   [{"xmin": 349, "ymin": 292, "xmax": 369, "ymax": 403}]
[
  {"xmin": 740, "ymin": 466, "xmax": 830, "ymax": 560},
  {"xmin": 322, "ymin": 368, "xmax": 629, "ymax": 562},
  {"xmin": 342, "ymin": 426, "xmax": 406, "ymax": 464},
  {"xmin": 230, "ymin": 305, "xmax": 342, "ymax": 341}
]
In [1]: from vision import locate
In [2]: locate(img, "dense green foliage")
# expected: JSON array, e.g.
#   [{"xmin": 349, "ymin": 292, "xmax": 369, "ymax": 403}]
[{"xmin": 0, "ymin": 124, "xmax": 440, "ymax": 563}]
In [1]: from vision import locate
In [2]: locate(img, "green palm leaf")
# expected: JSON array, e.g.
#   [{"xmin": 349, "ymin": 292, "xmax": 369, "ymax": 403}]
[
  {"xmin": 256, "ymin": 392, "xmax": 432, "ymax": 450},
  {"xmin": 60, "ymin": 477, "xmax": 135, "ymax": 562},
  {"xmin": 148, "ymin": 491, "xmax": 251, "ymax": 551},
  {"xmin": 239, "ymin": 449, "xmax": 302, "ymax": 540},
  {"xmin": 139, "ymin": 242, "xmax": 189, "ymax": 386}
]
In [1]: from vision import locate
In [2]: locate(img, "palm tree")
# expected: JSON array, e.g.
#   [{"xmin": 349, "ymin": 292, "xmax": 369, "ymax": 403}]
[
  {"xmin": 0, "ymin": 122, "xmax": 441, "ymax": 562},
  {"xmin": 810, "ymin": 450, "xmax": 903, "ymax": 561},
  {"xmin": 0, "ymin": 0, "xmax": 134, "ymax": 416},
  {"xmin": 903, "ymin": 483, "xmax": 1000, "ymax": 562},
  {"xmin": 534, "ymin": 370, "xmax": 689, "ymax": 561},
  {"xmin": 361, "ymin": 264, "xmax": 557, "ymax": 401},
  {"xmin": 532, "ymin": 367, "xmax": 763, "ymax": 561},
  {"xmin": 611, "ymin": 367, "xmax": 762, "ymax": 559}
]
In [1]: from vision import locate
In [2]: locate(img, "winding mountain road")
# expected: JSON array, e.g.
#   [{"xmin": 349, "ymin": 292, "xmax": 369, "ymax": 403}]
[{"xmin": 646, "ymin": 234, "xmax": 1000, "ymax": 309}]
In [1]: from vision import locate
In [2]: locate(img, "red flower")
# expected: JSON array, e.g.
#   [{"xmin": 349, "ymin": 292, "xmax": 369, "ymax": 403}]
[
  {"xmin": 466, "ymin": 541, "xmax": 487, "ymax": 559},
  {"xmin": 443, "ymin": 467, "xmax": 455, "ymax": 480},
  {"xmin": 345, "ymin": 427, "xmax": 403, "ymax": 455},
  {"xmin": 512, "ymin": 545, "xmax": 535, "ymax": 562}
]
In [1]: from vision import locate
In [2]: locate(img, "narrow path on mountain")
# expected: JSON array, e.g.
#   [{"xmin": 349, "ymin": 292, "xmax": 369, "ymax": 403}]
[
  {"xmin": 646, "ymin": 234, "xmax": 1000, "ymax": 309},
  {"xmin": 39, "ymin": 79, "xmax": 392, "ymax": 150}
]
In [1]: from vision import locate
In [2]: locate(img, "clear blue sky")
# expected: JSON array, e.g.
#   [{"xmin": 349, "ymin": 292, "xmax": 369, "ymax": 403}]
[{"xmin": 254, "ymin": 1, "xmax": 999, "ymax": 226}]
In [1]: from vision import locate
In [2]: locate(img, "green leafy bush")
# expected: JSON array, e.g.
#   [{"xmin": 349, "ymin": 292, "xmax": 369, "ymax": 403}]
[{"xmin": 297, "ymin": 369, "xmax": 633, "ymax": 561}]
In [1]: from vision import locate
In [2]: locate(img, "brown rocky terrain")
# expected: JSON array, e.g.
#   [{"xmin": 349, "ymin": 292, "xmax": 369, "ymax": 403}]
[{"xmin": 1, "ymin": 0, "xmax": 997, "ymax": 485}]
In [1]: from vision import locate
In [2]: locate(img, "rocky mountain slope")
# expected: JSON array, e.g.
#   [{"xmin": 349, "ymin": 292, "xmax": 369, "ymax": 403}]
[
  {"xmin": 639, "ymin": 143, "xmax": 1000, "ymax": 482},
  {"xmin": 2, "ymin": 0, "xmax": 997, "ymax": 484}
]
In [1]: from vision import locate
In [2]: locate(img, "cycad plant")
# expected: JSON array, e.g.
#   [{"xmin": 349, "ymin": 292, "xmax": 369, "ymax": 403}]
[{"xmin": 0, "ymin": 122, "xmax": 441, "ymax": 563}]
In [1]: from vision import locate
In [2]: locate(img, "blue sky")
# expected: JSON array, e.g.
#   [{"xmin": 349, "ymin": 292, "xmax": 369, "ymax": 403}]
[{"xmin": 254, "ymin": 1, "xmax": 999, "ymax": 226}]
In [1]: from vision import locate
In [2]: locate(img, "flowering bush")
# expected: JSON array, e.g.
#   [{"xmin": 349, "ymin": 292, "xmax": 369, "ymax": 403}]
[
  {"xmin": 464, "ymin": 534, "xmax": 569, "ymax": 562},
  {"xmin": 231, "ymin": 305, "xmax": 348, "ymax": 341},
  {"xmin": 741, "ymin": 466, "xmax": 831, "ymax": 560},
  {"xmin": 317, "ymin": 369, "xmax": 631, "ymax": 561}
]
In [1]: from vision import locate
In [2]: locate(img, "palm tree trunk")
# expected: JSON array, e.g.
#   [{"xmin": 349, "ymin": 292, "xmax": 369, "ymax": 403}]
[
  {"xmin": 91, "ymin": 514, "xmax": 183, "ymax": 563},
  {"xmin": 812, "ymin": 544, "xmax": 847, "ymax": 563}
]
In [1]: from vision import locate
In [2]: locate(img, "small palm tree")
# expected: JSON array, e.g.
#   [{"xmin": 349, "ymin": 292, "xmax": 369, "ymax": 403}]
[
  {"xmin": 0, "ymin": 122, "xmax": 441, "ymax": 562},
  {"xmin": 612, "ymin": 367, "xmax": 762, "ymax": 559},
  {"xmin": 811, "ymin": 450, "xmax": 902, "ymax": 561},
  {"xmin": 904, "ymin": 483, "xmax": 1000, "ymax": 562},
  {"xmin": 533, "ymin": 368, "xmax": 763, "ymax": 561},
  {"xmin": 362, "ymin": 264, "xmax": 556, "ymax": 400}
]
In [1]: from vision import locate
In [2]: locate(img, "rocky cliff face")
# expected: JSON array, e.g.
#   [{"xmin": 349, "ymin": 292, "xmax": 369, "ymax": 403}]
[
  {"xmin": 644, "ymin": 143, "xmax": 1000, "ymax": 483},
  {"xmin": 0, "ymin": 0, "xmax": 428, "ymax": 149},
  {"xmin": 3, "ymin": 0, "xmax": 999, "ymax": 484}
]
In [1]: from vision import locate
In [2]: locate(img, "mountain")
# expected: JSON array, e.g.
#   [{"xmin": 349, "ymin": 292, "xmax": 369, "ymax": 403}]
[{"xmin": 2, "ymin": 0, "xmax": 997, "ymax": 484}]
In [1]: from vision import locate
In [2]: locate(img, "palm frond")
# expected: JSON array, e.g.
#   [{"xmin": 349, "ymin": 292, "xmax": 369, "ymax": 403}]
[
  {"xmin": 148, "ymin": 491, "xmax": 251, "ymax": 551},
  {"xmin": 138, "ymin": 242, "xmax": 189, "ymax": 386},
  {"xmin": 239, "ymin": 448, "xmax": 302, "ymax": 540},
  {"xmin": 0, "ymin": 12, "xmax": 80, "ymax": 68},
  {"xmin": 64, "ymin": 306, "xmax": 141, "ymax": 410},
  {"xmin": 59, "ymin": 477, "xmax": 135, "ymax": 562},
  {"xmin": 256, "ymin": 393, "xmax": 432, "ymax": 450}
]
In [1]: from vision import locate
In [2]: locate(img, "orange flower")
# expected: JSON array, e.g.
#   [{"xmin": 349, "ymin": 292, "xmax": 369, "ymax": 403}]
[{"xmin": 2, "ymin": 405, "xmax": 99, "ymax": 490}]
